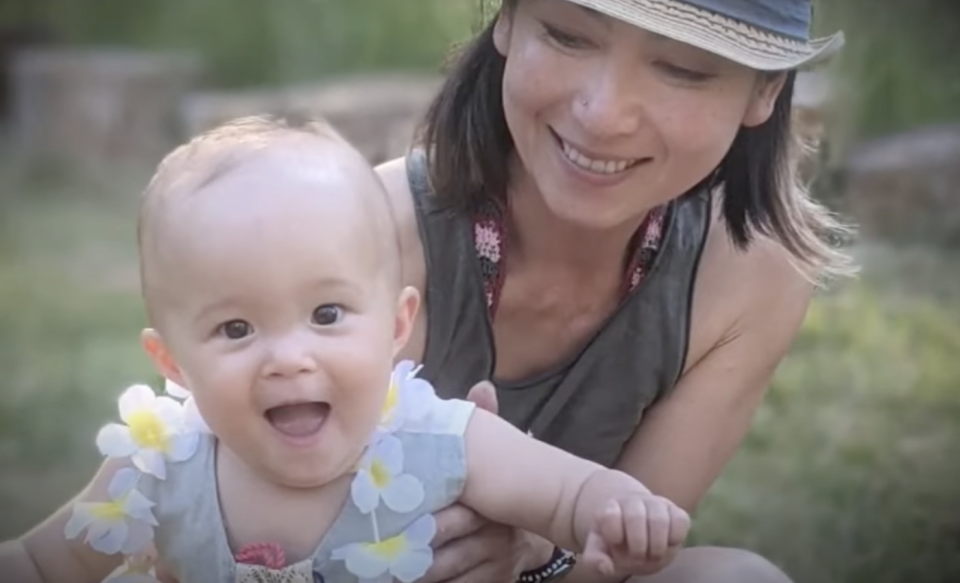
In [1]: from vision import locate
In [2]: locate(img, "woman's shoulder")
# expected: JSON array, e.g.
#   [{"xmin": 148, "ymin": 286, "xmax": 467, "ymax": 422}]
[
  {"xmin": 375, "ymin": 155, "xmax": 412, "ymax": 199},
  {"xmin": 376, "ymin": 156, "xmax": 429, "ymax": 362},
  {"xmin": 376, "ymin": 155, "xmax": 426, "ymax": 290},
  {"xmin": 685, "ymin": 199, "xmax": 815, "ymax": 370},
  {"xmin": 375, "ymin": 155, "xmax": 414, "ymax": 219}
]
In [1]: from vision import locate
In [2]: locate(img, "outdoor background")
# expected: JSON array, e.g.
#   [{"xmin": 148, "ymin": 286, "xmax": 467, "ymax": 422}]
[{"xmin": 1, "ymin": 1, "xmax": 958, "ymax": 583}]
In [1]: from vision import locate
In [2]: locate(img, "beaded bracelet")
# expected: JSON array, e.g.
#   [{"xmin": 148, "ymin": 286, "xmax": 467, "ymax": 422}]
[{"xmin": 517, "ymin": 546, "xmax": 577, "ymax": 583}]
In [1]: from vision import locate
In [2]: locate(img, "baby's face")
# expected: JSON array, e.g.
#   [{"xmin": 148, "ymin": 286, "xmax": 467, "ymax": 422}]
[{"xmin": 142, "ymin": 140, "xmax": 416, "ymax": 489}]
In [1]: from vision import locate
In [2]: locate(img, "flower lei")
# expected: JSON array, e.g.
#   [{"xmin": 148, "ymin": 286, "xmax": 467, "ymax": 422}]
[
  {"xmin": 330, "ymin": 360, "xmax": 442, "ymax": 583},
  {"xmin": 64, "ymin": 361, "xmax": 445, "ymax": 583}
]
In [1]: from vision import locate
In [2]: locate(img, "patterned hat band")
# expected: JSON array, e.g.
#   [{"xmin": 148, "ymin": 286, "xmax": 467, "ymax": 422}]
[{"xmin": 562, "ymin": 0, "xmax": 844, "ymax": 71}]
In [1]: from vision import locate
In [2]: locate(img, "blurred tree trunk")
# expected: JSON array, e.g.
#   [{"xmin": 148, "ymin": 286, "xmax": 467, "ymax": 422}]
[{"xmin": 0, "ymin": 1, "xmax": 58, "ymax": 121}]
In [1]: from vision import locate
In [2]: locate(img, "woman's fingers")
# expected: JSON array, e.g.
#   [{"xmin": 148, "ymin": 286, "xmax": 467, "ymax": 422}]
[{"xmin": 431, "ymin": 504, "xmax": 487, "ymax": 549}]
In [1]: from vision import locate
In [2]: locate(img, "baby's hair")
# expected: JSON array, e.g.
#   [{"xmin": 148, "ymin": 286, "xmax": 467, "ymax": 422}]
[
  {"xmin": 138, "ymin": 115, "xmax": 343, "ymax": 250},
  {"xmin": 137, "ymin": 114, "xmax": 403, "ymax": 322}
]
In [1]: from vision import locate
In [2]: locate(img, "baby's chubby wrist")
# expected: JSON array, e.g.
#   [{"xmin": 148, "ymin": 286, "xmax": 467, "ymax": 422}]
[{"xmin": 519, "ymin": 531, "xmax": 560, "ymax": 572}]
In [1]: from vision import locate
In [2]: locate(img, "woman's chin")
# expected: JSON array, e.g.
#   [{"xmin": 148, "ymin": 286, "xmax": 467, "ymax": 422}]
[
  {"xmin": 525, "ymin": 168, "xmax": 647, "ymax": 234},
  {"xmin": 539, "ymin": 189, "xmax": 642, "ymax": 233}
]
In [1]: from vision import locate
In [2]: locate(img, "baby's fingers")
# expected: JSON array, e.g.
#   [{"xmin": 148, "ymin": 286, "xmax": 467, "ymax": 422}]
[
  {"xmin": 643, "ymin": 498, "xmax": 671, "ymax": 562},
  {"xmin": 667, "ymin": 503, "xmax": 691, "ymax": 548},
  {"xmin": 621, "ymin": 497, "xmax": 649, "ymax": 559},
  {"xmin": 582, "ymin": 530, "xmax": 616, "ymax": 576},
  {"xmin": 597, "ymin": 499, "xmax": 626, "ymax": 548}
]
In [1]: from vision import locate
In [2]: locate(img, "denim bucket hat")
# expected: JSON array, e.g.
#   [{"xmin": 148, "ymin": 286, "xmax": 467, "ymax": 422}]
[{"xmin": 562, "ymin": 0, "xmax": 844, "ymax": 71}]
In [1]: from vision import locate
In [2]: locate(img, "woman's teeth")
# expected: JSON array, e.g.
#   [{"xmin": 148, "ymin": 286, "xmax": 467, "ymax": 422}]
[{"xmin": 561, "ymin": 140, "xmax": 637, "ymax": 174}]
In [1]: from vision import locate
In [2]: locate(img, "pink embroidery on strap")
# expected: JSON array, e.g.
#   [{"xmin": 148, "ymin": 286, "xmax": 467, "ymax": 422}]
[
  {"xmin": 474, "ymin": 223, "xmax": 502, "ymax": 262},
  {"xmin": 473, "ymin": 203, "xmax": 508, "ymax": 317},
  {"xmin": 472, "ymin": 204, "xmax": 666, "ymax": 319},
  {"xmin": 624, "ymin": 206, "xmax": 666, "ymax": 296}
]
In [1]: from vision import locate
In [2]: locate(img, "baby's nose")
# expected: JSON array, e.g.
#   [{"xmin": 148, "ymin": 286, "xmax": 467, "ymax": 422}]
[{"xmin": 263, "ymin": 336, "xmax": 318, "ymax": 378}]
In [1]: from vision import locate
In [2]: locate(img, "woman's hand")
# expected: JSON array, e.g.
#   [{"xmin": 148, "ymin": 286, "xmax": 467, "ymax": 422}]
[
  {"xmin": 420, "ymin": 503, "xmax": 552, "ymax": 583},
  {"xmin": 418, "ymin": 381, "xmax": 553, "ymax": 583}
]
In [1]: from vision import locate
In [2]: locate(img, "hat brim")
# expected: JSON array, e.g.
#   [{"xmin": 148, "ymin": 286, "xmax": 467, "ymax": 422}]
[{"xmin": 564, "ymin": 0, "xmax": 844, "ymax": 71}]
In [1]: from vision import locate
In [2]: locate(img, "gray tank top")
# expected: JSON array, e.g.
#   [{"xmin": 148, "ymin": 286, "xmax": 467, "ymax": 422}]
[{"xmin": 407, "ymin": 151, "xmax": 711, "ymax": 468}]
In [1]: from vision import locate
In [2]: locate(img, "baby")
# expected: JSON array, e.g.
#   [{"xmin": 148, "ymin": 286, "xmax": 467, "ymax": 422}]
[{"xmin": 0, "ymin": 116, "xmax": 690, "ymax": 583}]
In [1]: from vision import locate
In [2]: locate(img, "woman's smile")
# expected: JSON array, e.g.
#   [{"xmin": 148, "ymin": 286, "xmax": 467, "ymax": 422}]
[{"xmin": 551, "ymin": 127, "xmax": 645, "ymax": 175}]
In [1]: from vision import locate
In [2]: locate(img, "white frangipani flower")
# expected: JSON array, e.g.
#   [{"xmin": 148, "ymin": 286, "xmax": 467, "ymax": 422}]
[
  {"xmin": 351, "ymin": 434, "xmax": 425, "ymax": 514},
  {"xmin": 162, "ymin": 378, "xmax": 190, "ymax": 400},
  {"xmin": 379, "ymin": 361, "xmax": 439, "ymax": 433},
  {"xmin": 64, "ymin": 468, "xmax": 157, "ymax": 556},
  {"xmin": 164, "ymin": 378, "xmax": 212, "ymax": 434},
  {"xmin": 95, "ymin": 384, "xmax": 200, "ymax": 479},
  {"xmin": 332, "ymin": 515, "xmax": 437, "ymax": 583}
]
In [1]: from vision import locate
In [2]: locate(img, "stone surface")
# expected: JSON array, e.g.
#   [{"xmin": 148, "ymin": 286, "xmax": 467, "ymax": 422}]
[
  {"xmin": 9, "ymin": 48, "xmax": 202, "ymax": 166},
  {"xmin": 841, "ymin": 122, "xmax": 960, "ymax": 244},
  {"xmin": 179, "ymin": 73, "xmax": 443, "ymax": 165}
]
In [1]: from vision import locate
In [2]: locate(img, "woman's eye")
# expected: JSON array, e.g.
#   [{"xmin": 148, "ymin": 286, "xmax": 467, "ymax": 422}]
[
  {"xmin": 312, "ymin": 305, "xmax": 343, "ymax": 326},
  {"xmin": 544, "ymin": 24, "xmax": 590, "ymax": 49},
  {"xmin": 655, "ymin": 61, "xmax": 713, "ymax": 83},
  {"xmin": 218, "ymin": 319, "xmax": 252, "ymax": 340}
]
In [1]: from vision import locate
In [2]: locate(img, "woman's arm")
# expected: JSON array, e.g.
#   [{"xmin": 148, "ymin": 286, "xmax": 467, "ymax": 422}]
[
  {"xmin": 555, "ymin": 233, "xmax": 815, "ymax": 583},
  {"xmin": 0, "ymin": 458, "xmax": 141, "ymax": 583},
  {"xmin": 618, "ymin": 234, "xmax": 814, "ymax": 512}
]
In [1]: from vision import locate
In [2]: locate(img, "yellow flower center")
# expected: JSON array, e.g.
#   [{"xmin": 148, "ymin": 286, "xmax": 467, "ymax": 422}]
[
  {"xmin": 91, "ymin": 500, "xmax": 126, "ymax": 522},
  {"xmin": 364, "ymin": 533, "xmax": 407, "ymax": 560},
  {"xmin": 370, "ymin": 459, "xmax": 391, "ymax": 489},
  {"xmin": 126, "ymin": 410, "xmax": 169, "ymax": 451},
  {"xmin": 381, "ymin": 379, "xmax": 399, "ymax": 423}
]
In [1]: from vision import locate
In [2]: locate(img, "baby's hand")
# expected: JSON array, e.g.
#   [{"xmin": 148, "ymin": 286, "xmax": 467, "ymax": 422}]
[{"xmin": 581, "ymin": 494, "xmax": 691, "ymax": 576}]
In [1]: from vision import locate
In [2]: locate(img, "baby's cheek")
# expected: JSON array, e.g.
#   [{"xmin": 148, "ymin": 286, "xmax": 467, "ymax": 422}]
[
  {"xmin": 352, "ymin": 391, "xmax": 388, "ymax": 434},
  {"xmin": 189, "ymin": 374, "xmax": 254, "ymax": 427}
]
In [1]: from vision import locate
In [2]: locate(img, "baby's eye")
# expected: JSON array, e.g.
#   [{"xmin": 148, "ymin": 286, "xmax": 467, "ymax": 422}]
[
  {"xmin": 218, "ymin": 319, "xmax": 253, "ymax": 340},
  {"xmin": 312, "ymin": 305, "xmax": 343, "ymax": 326}
]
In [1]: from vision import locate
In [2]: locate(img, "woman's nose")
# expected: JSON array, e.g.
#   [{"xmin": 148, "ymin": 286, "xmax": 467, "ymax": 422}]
[{"xmin": 573, "ymin": 64, "xmax": 647, "ymax": 139}]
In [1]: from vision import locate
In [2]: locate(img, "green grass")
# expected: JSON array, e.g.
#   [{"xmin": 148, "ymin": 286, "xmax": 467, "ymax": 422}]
[
  {"xmin": 691, "ymin": 275, "xmax": 960, "ymax": 582},
  {"xmin": 0, "ymin": 160, "xmax": 155, "ymax": 525},
  {"xmin": 1, "ymin": 161, "xmax": 959, "ymax": 583}
]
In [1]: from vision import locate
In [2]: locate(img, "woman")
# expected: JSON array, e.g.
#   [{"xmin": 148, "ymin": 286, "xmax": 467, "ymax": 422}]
[{"xmin": 376, "ymin": 0, "xmax": 852, "ymax": 582}]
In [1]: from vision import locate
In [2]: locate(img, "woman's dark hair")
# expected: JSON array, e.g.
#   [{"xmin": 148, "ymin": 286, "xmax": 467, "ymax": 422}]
[{"xmin": 416, "ymin": 1, "xmax": 854, "ymax": 283}]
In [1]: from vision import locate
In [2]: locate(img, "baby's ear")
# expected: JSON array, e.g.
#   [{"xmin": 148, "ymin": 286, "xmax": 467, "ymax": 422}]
[
  {"xmin": 392, "ymin": 285, "xmax": 421, "ymax": 357},
  {"xmin": 140, "ymin": 328, "xmax": 186, "ymax": 388}
]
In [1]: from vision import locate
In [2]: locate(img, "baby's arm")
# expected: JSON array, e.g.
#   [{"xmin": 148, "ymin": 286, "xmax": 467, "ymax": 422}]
[
  {"xmin": 459, "ymin": 409, "xmax": 689, "ymax": 572},
  {"xmin": 0, "ymin": 459, "xmax": 144, "ymax": 583}
]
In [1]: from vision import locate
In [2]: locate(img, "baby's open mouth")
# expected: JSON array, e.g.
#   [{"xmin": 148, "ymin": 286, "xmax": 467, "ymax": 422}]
[{"xmin": 264, "ymin": 402, "xmax": 330, "ymax": 438}]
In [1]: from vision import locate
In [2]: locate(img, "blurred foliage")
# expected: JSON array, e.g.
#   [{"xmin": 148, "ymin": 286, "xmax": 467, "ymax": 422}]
[
  {"xmin": 813, "ymin": 0, "xmax": 960, "ymax": 145},
  {"xmin": 2, "ymin": 0, "xmax": 958, "ymax": 142},
  {"xmin": 1, "ymin": 0, "xmax": 479, "ymax": 88}
]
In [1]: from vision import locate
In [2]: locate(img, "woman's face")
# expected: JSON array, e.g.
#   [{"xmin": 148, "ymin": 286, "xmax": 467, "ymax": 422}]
[{"xmin": 493, "ymin": 0, "xmax": 786, "ymax": 230}]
